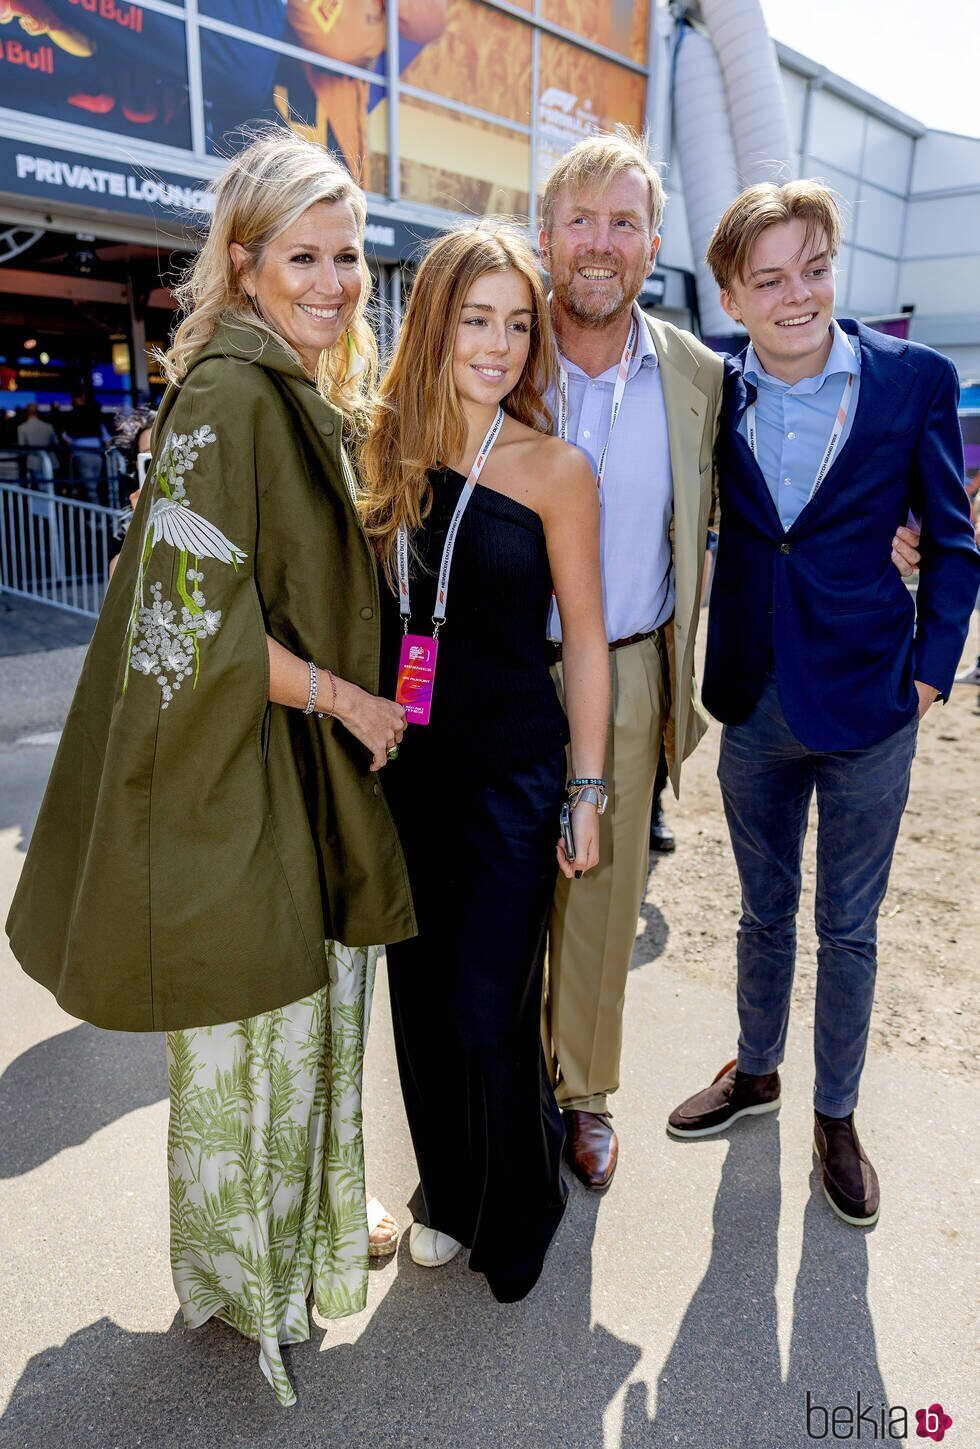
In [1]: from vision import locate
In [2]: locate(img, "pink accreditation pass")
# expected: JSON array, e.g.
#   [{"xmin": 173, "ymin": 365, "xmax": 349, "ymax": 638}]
[{"xmin": 395, "ymin": 633, "xmax": 439, "ymax": 725}]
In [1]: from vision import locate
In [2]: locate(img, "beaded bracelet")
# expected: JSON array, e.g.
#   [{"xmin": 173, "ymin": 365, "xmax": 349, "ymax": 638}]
[{"xmin": 568, "ymin": 777, "xmax": 606, "ymax": 789}]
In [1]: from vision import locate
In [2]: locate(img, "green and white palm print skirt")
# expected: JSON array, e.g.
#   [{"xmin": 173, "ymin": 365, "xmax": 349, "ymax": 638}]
[{"xmin": 166, "ymin": 942, "xmax": 377, "ymax": 1407}]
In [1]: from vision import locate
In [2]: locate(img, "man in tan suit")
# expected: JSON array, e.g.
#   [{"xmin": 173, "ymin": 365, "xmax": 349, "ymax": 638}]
[{"xmin": 541, "ymin": 131, "xmax": 723, "ymax": 1187}]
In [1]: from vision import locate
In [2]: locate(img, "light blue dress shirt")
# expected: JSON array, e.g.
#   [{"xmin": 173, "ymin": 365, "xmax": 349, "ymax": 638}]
[
  {"xmin": 549, "ymin": 304, "xmax": 674, "ymax": 642},
  {"xmin": 738, "ymin": 320, "xmax": 861, "ymax": 531}
]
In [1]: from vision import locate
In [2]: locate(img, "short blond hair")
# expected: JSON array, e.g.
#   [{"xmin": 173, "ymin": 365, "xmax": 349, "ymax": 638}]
[
  {"xmin": 540, "ymin": 127, "xmax": 666, "ymax": 235},
  {"xmin": 706, "ymin": 179, "xmax": 844, "ymax": 293}
]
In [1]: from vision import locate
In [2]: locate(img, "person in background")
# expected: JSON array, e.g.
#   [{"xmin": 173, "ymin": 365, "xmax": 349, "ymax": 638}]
[
  {"xmin": 360, "ymin": 222, "xmax": 609, "ymax": 1300},
  {"xmin": 667, "ymin": 181, "xmax": 980, "ymax": 1229},
  {"xmin": 649, "ymin": 746, "xmax": 674, "ymax": 853},
  {"xmin": 107, "ymin": 406, "xmax": 157, "ymax": 578},
  {"xmin": 16, "ymin": 403, "xmax": 58, "ymax": 482},
  {"xmin": 62, "ymin": 391, "xmax": 108, "ymax": 504}
]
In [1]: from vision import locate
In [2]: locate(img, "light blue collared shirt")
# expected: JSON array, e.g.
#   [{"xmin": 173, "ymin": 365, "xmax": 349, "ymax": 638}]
[
  {"xmin": 549, "ymin": 303, "xmax": 673, "ymax": 642},
  {"xmin": 738, "ymin": 320, "xmax": 861, "ymax": 531}
]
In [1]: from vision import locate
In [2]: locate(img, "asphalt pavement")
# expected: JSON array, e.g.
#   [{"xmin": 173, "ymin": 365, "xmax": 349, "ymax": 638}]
[{"xmin": 0, "ymin": 603, "xmax": 975, "ymax": 1448}]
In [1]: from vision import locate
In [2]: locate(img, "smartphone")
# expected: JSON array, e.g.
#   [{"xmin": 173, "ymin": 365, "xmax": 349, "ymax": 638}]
[{"xmin": 559, "ymin": 800, "xmax": 576, "ymax": 862}]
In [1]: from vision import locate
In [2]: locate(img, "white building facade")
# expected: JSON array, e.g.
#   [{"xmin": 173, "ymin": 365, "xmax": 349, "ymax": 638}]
[{"xmin": 658, "ymin": 10, "xmax": 980, "ymax": 381}]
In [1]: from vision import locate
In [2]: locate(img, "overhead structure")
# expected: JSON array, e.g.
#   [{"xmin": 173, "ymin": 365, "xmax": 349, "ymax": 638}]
[
  {"xmin": 699, "ymin": 0, "xmax": 795, "ymax": 185},
  {"xmin": 672, "ymin": 22, "xmax": 742, "ymax": 340},
  {"xmin": 670, "ymin": 0, "xmax": 794, "ymax": 342}
]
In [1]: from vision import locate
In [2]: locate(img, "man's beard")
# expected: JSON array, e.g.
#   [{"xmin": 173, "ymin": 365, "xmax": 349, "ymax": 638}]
[{"xmin": 551, "ymin": 257, "xmax": 641, "ymax": 329}]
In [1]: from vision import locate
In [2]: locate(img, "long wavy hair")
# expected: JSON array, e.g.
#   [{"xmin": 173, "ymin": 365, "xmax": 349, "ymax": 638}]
[
  {"xmin": 359, "ymin": 222, "xmax": 556, "ymax": 590},
  {"xmin": 158, "ymin": 129, "xmax": 377, "ymax": 432}
]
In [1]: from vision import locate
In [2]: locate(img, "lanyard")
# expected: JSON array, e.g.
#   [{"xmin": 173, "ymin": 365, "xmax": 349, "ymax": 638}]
[
  {"xmin": 340, "ymin": 445, "xmax": 358, "ymax": 502},
  {"xmin": 746, "ymin": 371, "xmax": 855, "ymax": 509},
  {"xmin": 396, "ymin": 405, "xmax": 504, "ymax": 635},
  {"xmin": 556, "ymin": 313, "xmax": 638, "ymax": 496}
]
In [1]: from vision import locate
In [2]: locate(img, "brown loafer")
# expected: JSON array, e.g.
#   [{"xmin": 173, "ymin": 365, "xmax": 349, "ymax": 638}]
[
  {"xmin": 666, "ymin": 1059, "xmax": 781, "ymax": 1138},
  {"xmin": 564, "ymin": 1109, "xmax": 618, "ymax": 1190},
  {"xmin": 813, "ymin": 1113, "xmax": 880, "ymax": 1227}
]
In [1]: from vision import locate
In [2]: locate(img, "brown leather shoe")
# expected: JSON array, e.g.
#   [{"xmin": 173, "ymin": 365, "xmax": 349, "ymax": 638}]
[
  {"xmin": 813, "ymin": 1113, "xmax": 880, "ymax": 1226},
  {"xmin": 666, "ymin": 1059, "xmax": 781, "ymax": 1138},
  {"xmin": 564, "ymin": 1110, "xmax": 618, "ymax": 1190}
]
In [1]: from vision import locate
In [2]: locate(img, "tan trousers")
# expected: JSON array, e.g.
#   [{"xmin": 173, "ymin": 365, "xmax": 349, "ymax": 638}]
[{"xmin": 544, "ymin": 634, "xmax": 668, "ymax": 1114}]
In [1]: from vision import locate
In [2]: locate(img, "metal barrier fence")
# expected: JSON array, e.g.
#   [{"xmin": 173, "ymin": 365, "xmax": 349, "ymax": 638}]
[{"xmin": 0, "ymin": 480, "xmax": 125, "ymax": 618}]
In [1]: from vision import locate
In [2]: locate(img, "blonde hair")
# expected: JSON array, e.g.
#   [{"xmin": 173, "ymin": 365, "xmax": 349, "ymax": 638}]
[
  {"xmin": 159, "ymin": 129, "xmax": 377, "ymax": 428},
  {"xmin": 707, "ymin": 180, "xmax": 844, "ymax": 293},
  {"xmin": 540, "ymin": 126, "xmax": 666, "ymax": 236},
  {"xmin": 359, "ymin": 222, "xmax": 556, "ymax": 590}
]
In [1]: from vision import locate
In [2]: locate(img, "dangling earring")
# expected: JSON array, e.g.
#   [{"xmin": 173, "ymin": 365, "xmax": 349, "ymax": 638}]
[{"xmin": 343, "ymin": 327, "xmax": 365, "ymax": 383}]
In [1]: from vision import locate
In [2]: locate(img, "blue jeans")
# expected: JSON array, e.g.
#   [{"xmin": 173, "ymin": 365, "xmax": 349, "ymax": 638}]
[{"xmin": 717, "ymin": 675, "xmax": 917, "ymax": 1116}]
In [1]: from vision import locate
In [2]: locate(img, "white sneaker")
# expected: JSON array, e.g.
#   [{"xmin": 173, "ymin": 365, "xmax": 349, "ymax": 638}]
[
  {"xmin": 408, "ymin": 1222, "xmax": 462, "ymax": 1267},
  {"xmin": 953, "ymin": 658, "xmax": 980, "ymax": 685}
]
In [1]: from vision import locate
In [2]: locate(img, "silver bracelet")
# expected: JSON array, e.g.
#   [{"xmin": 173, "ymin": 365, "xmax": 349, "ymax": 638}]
[
  {"xmin": 303, "ymin": 659, "xmax": 324, "ymax": 718},
  {"xmin": 567, "ymin": 782, "xmax": 608, "ymax": 814}
]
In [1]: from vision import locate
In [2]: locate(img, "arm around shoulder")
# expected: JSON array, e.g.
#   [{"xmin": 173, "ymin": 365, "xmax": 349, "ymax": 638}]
[{"xmin": 910, "ymin": 356, "xmax": 980, "ymax": 697}]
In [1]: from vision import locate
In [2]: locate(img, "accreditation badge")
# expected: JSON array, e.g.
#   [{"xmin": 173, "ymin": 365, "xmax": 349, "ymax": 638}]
[{"xmin": 396, "ymin": 633, "xmax": 438, "ymax": 725}]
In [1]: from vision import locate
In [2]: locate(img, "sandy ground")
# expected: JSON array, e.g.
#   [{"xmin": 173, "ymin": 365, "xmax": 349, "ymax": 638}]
[{"xmin": 645, "ymin": 624, "xmax": 980, "ymax": 1085}]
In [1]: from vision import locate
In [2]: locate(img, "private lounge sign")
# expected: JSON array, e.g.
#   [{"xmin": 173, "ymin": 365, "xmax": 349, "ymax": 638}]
[{"xmin": 0, "ymin": 140, "xmax": 215, "ymax": 221}]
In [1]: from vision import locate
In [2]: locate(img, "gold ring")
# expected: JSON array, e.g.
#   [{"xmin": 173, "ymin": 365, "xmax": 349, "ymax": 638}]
[{"xmin": 386, "ymin": 745, "xmax": 400, "ymax": 761}]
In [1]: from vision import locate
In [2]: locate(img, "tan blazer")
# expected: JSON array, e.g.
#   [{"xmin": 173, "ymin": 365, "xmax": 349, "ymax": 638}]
[{"xmin": 644, "ymin": 315, "xmax": 724, "ymax": 795}]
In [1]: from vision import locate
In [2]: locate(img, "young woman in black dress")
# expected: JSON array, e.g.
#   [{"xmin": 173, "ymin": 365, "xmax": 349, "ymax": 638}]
[{"xmin": 359, "ymin": 224, "xmax": 609, "ymax": 1302}]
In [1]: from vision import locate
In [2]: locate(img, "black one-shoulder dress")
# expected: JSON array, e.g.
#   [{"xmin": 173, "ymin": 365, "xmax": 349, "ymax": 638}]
[{"xmin": 381, "ymin": 467, "xmax": 570, "ymax": 1302}]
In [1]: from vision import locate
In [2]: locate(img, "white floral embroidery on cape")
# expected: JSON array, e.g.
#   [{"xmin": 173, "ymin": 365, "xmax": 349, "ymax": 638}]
[{"xmin": 123, "ymin": 424, "xmax": 248, "ymax": 709}]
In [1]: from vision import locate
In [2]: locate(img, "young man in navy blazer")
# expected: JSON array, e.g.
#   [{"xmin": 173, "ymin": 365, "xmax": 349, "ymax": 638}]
[{"xmin": 666, "ymin": 181, "xmax": 979, "ymax": 1226}]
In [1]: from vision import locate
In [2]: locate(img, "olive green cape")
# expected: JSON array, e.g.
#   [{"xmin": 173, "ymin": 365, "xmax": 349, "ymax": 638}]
[{"xmin": 6, "ymin": 321, "xmax": 416, "ymax": 1030}]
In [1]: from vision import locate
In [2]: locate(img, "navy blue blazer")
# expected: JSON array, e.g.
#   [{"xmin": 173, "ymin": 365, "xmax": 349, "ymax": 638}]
[{"xmin": 703, "ymin": 319, "xmax": 980, "ymax": 751}]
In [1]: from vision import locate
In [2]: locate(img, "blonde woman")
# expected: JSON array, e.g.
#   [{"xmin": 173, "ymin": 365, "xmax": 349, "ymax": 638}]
[
  {"xmin": 6, "ymin": 131, "xmax": 415, "ymax": 1405},
  {"xmin": 360, "ymin": 225, "xmax": 609, "ymax": 1301}
]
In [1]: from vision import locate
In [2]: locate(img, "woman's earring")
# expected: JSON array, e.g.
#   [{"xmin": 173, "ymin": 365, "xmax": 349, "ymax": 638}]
[{"xmin": 344, "ymin": 328, "xmax": 366, "ymax": 382}]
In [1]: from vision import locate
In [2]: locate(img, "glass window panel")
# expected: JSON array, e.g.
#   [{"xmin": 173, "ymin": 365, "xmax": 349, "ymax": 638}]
[
  {"xmin": 536, "ymin": 35, "xmax": 645, "ymax": 199},
  {"xmin": 399, "ymin": 96, "xmax": 529, "ymax": 216},
  {"xmin": 542, "ymin": 0, "xmax": 648, "ymax": 65},
  {"xmin": 199, "ymin": 1, "xmax": 288, "ymax": 35},
  {"xmin": 0, "ymin": 3, "xmax": 191, "ymax": 150},
  {"xmin": 400, "ymin": 0, "xmax": 532, "ymax": 126},
  {"xmin": 200, "ymin": 29, "xmax": 388, "ymax": 193},
  {"xmin": 201, "ymin": 0, "xmax": 388, "ymax": 71}
]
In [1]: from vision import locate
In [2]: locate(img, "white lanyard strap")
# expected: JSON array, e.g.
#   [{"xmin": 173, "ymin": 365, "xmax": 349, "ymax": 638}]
[
  {"xmin": 396, "ymin": 406, "xmax": 504, "ymax": 631},
  {"xmin": 746, "ymin": 372, "xmax": 855, "ymax": 508},
  {"xmin": 340, "ymin": 445, "xmax": 358, "ymax": 502},
  {"xmin": 557, "ymin": 314, "xmax": 638, "ymax": 495}
]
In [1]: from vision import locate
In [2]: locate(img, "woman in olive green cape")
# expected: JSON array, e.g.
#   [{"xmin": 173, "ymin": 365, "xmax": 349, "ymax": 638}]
[
  {"xmin": 5, "ymin": 133, "xmax": 415, "ymax": 1406},
  {"xmin": 8, "ymin": 315, "xmax": 414, "ymax": 1031}
]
